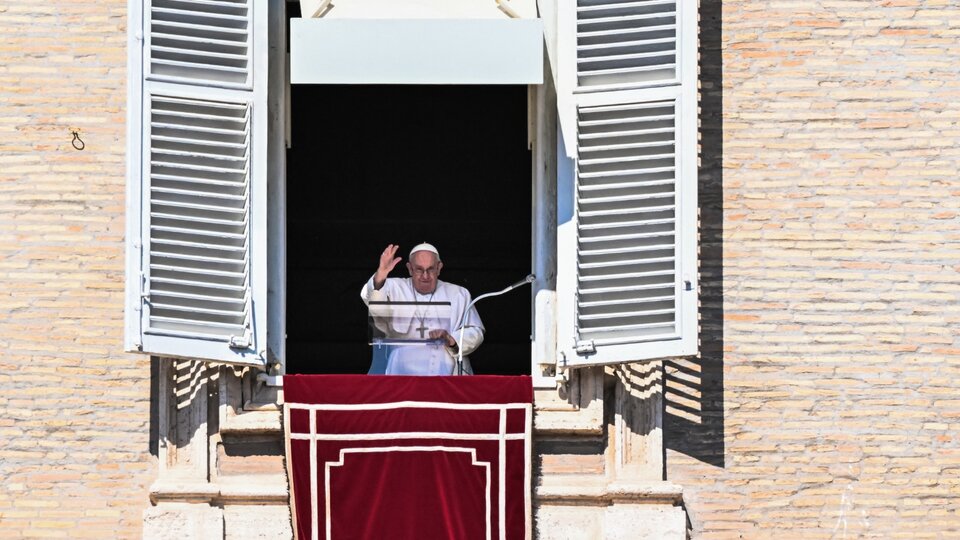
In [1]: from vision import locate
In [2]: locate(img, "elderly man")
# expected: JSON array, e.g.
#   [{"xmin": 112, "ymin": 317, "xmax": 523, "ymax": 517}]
[{"xmin": 360, "ymin": 243, "xmax": 485, "ymax": 375}]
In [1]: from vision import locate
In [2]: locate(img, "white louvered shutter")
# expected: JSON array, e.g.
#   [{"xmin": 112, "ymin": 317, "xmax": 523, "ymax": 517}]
[
  {"xmin": 575, "ymin": 0, "xmax": 679, "ymax": 88},
  {"xmin": 555, "ymin": 0, "xmax": 696, "ymax": 367},
  {"xmin": 148, "ymin": 0, "xmax": 253, "ymax": 86},
  {"xmin": 125, "ymin": 0, "xmax": 268, "ymax": 366}
]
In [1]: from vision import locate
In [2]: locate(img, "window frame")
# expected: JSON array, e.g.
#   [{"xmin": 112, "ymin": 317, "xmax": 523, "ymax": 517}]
[{"xmin": 126, "ymin": 0, "xmax": 698, "ymax": 379}]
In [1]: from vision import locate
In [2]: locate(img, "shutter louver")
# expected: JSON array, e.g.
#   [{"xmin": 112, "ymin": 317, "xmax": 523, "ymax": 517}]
[
  {"xmin": 575, "ymin": 100, "xmax": 678, "ymax": 344},
  {"xmin": 146, "ymin": 95, "xmax": 252, "ymax": 342},
  {"xmin": 149, "ymin": 0, "xmax": 252, "ymax": 87},
  {"xmin": 576, "ymin": 0, "xmax": 677, "ymax": 88}
]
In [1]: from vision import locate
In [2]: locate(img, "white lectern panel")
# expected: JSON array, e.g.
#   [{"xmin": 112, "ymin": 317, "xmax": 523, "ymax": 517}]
[{"xmin": 290, "ymin": 18, "xmax": 544, "ymax": 84}]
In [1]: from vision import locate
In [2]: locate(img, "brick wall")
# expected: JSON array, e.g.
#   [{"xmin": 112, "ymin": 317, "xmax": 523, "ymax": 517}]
[
  {"xmin": 0, "ymin": 2, "xmax": 155, "ymax": 538},
  {"xmin": 666, "ymin": 1, "xmax": 960, "ymax": 538}
]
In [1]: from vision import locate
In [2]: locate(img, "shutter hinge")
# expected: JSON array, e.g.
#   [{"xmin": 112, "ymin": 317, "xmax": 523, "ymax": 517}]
[
  {"xmin": 228, "ymin": 287, "xmax": 254, "ymax": 350},
  {"xmin": 133, "ymin": 272, "xmax": 146, "ymax": 349},
  {"xmin": 574, "ymin": 340, "xmax": 596, "ymax": 355},
  {"xmin": 138, "ymin": 273, "xmax": 150, "ymax": 306}
]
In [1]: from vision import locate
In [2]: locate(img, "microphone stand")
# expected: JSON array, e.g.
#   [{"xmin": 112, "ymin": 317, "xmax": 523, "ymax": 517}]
[{"xmin": 455, "ymin": 274, "xmax": 536, "ymax": 376}]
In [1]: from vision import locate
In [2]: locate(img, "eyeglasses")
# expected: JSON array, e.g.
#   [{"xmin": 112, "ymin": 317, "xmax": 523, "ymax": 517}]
[{"xmin": 411, "ymin": 267, "xmax": 439, "ymax": 277}]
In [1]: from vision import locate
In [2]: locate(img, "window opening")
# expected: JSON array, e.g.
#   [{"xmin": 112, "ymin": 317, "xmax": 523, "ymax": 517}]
[{"xmin": 285, "ymin": 84, "xmax": 532, "ymax": 375}]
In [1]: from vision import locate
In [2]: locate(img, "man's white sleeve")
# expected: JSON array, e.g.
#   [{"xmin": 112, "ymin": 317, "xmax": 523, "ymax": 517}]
[
  {"xmin": 362, "ymin": 275, "xmax": 394, "ymax": 337},
  {"xmin": 360, "ymin": 274, "xmax": 388, "ymax": 305},
  {"xmin": 455, "ymin": 299, "xmax": 485, "ymax": 356}
]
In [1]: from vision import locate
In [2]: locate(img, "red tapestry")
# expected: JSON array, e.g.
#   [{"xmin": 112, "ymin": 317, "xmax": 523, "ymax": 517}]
[{"xmin": 283, "ymin": 375, "xmax": 533, "ymax": 540}]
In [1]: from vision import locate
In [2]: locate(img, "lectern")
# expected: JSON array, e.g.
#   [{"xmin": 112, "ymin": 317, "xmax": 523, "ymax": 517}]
[{"xmin": 367, "ymin": 300, "xmax": 467, "ymax": 376}]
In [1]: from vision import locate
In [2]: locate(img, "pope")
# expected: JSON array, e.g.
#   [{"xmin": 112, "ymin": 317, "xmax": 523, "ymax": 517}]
[{"xmin": 360, "ymin": 243, "xmax": 485, "ymax": 375}]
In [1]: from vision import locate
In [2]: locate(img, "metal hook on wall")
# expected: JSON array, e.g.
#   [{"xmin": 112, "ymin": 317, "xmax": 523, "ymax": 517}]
[{"xmin": 70, "ymin": 129, "xmax": 85, "ymax": 151}]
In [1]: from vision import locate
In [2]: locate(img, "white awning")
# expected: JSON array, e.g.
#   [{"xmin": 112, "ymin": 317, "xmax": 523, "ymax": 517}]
[{"xmin": 290, "ymin": 18, "xmax": 544, "ymax": 85}]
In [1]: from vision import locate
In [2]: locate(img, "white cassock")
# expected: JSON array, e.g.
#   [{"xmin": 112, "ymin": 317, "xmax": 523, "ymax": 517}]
[{"xmin": 360, "ymin": 276, "xmax": 485, "ymax": 375}]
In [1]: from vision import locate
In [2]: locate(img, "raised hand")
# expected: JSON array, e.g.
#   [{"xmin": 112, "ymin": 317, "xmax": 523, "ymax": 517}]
[{"xmin": 374, "ymin": 244, "xmax": 402, "ymax": 289}]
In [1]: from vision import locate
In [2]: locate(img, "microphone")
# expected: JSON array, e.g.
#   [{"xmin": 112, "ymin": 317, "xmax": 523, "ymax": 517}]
[
  {"xmin": 454, "ymin": 274, "xmax": 536, "ymax": 375},
  {"xmin": 505, "ymin": 274, "xmax": 536, "ymax": 292}
]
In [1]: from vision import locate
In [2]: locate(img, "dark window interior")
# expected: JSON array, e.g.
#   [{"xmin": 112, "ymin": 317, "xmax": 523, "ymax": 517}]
[{"xmin": 285, "ymin": 84, "xmax": 532, "ymax": 375}]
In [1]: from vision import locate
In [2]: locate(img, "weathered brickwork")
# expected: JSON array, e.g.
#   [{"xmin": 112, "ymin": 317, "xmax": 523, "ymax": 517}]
[
  {"xmin": 666, "ymin": 1, "xmax": 960, "ymax": 538},
  {"xmin": 0, "ymin": 2, "xmax": 155, "ymax": 538}
]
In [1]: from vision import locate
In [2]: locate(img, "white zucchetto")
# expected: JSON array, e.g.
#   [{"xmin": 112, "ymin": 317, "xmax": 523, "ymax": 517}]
[{"xmin": 409, "ymin": 242, "xmax": 440, "ymax": 260}]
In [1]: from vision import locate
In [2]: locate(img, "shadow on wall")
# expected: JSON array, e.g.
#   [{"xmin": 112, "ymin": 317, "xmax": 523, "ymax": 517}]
[
  {"xmin": 149, "ymin": 357, "xmax": 217, "ymax": 455},
  {"xmin": 664, "ymin": 0, "xmax": 725, "ymax": 469},
  {"xmin": 150, "ymin": 357, "xmax": 159, "ymax": 457}
]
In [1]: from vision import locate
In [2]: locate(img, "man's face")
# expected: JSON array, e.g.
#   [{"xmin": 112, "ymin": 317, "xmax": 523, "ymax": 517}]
[{"xmin": 407, "ymin": 251, "xmax": 442, "ymax": 295}]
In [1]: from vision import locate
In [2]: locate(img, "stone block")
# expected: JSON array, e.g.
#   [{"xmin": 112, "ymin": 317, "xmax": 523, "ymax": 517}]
[
  {"xmin": 143, "ymin": 503, "xmax": 224, "ymax": 540},
  {"xmin": 224, "ymin": 505, "xmax": 293, "ymax": 540},
  {"xmin": 603, "ymin": 505, "xmax": 686, "ymax": 540},
  {"xmin": 535, "ymin": 504, "xmax": 603, "ymax": 540}
]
